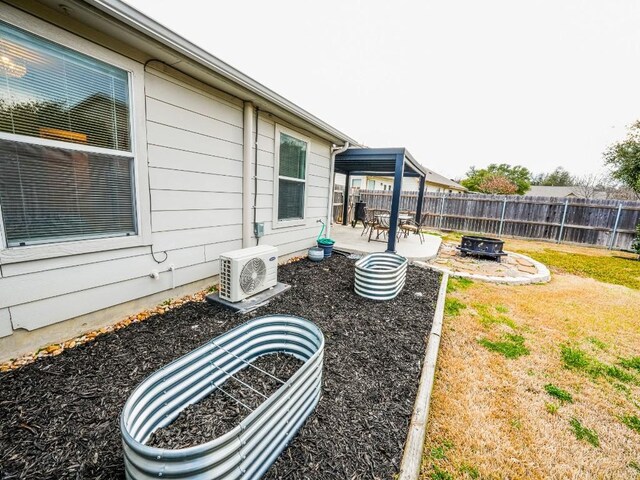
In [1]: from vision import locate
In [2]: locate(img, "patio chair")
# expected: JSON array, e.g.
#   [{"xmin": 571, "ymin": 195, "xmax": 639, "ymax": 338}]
[
  {"xmin": 399, "ymin": 213, "xmax": 428, "ymax": 244},
  {"xmin": 368, "ymin": 211, "xmax": 402, "ymax": 243},
  {"xmin": 360, "ymin": 208, "xmax": 386, "ymax": 237}
]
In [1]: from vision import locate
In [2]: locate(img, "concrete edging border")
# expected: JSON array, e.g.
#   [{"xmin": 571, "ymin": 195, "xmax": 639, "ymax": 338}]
[
  {"xmin": 417, "ymin": 251, "xmax": 551, "ymax": 285},
  {"xmin": 397, "ymin": 272, "xmax": 449, "ymax": 480}
]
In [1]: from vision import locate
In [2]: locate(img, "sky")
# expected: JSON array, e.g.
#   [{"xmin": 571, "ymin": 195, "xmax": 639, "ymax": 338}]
[{"xmin": 125, "ymin": 0, "xmax": 640, "ymax": 180}]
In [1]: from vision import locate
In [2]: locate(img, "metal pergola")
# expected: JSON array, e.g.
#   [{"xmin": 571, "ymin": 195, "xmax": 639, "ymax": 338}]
[{"xmin": 334, "ymin": 147, "xmax": 428, "ymax": 253}]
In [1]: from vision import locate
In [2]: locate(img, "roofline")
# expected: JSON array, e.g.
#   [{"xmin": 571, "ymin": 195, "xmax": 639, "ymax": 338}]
[
  {"xmin": 83, "ymin": 0, "xmax": 359, "ymax": 146},
  {"xmin": 424, "ymin": 175, "xmax": 467, "ymax": 190}
]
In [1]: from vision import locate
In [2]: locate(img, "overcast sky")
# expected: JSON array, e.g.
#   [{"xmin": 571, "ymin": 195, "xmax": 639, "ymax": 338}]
[{"xmin": 126, "ymin": 0, "xmax": 640, "ymax": 180}]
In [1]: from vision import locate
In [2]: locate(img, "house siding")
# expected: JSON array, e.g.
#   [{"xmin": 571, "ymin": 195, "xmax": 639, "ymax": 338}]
[
  {"xmin": 0, "ymin": 55, "xmax": 330, "ymax": 353},
  {"xmin": 253, "ymin": 113, "xmax": 332, "ymax": 255}
]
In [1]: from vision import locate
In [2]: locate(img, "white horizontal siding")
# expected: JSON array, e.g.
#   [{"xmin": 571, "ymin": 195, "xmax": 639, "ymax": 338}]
[
  {"xmin": 145, "ymin": 70, "xmax": 243, "ymax": 126},
  {"xmin": 147, "ymin": 122, "xmax": 243, "ymax": 160},
  {"xmin": 149, "ymin": 168, "xmax": 243, "ymax": 193},
  {"xmin": 10, "ymin": 260, "xmax": 220, "ymax": 331},
  {"xmin": 1, "ymin": 63, "xmax": 334, "ymax": 340},
  {"xmin": 0, "ymin": 246, "xmax": 205, "ymax": 310},
  {"xmin": 204, "ymin": 239, "xmax": 243, "ymax": 262},
  {"xmin": 152, "ymin": 209, "xmax": 242, "ymax": 232},
  {"xmin": 1, "ymin": 246, "xmax": 151, "ymax": 277},
  {"xmin": 0, "ymin": 66, "xmax": 250, "ymax": 335},
  {"xmin": 148, "ymin": 144, "xmax": 242, "ymax": 177},
  {"xmin": 151, "ymin": 190, "xmax": 241, "ymax": 211},
  {"xmin": 146, "ymin": 97, "xmax": 243, "ymax": 145},
  {"xmin": 153, "ymin": 225, "xmax": 243, "ymax": 252},
  {"xmin": 0, "ymin": 309, "xmax": 11, "ymax": 338}
]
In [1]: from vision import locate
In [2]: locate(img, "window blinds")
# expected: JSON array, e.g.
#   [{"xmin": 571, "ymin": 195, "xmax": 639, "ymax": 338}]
[
  {"xmin": 0, "ymin": 140, "xmax": 136, "ymax": 246},
  {"xmin": 0, "ymin": 21, "xmax": 136, "ymax": 247}
]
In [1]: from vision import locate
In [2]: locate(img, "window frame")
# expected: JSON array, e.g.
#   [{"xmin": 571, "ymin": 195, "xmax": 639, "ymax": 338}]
[
  {"xmin": 0, "ymin": 8, "xmax": 151, "ymax": 264},
  {"xmin": 272, "ymin": 124, "xmax": 310, "ymax": 229}
]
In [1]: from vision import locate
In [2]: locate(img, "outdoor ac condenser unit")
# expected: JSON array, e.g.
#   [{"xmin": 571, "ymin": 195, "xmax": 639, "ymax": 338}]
[{"xmin": 219, "ymin": 245, "xmax": 278, "ymax": 302}]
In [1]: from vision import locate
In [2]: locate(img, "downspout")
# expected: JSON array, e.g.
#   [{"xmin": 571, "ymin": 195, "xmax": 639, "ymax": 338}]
[
  {"xmin": 254, "ymin": 107, "xmax": 260, "ymax": 245},
  {"xmin": 242, "ymin": 101, "xmax": 254, "ymax": 248},
  {"xmin": 326, "ymin": 142, "xmax": 350, "ymax": 238}
]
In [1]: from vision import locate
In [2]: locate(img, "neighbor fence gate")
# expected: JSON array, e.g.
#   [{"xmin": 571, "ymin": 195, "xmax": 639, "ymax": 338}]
[{"xmin": 335, "ymin": 190, "xmax": 640, "ymax": 250}]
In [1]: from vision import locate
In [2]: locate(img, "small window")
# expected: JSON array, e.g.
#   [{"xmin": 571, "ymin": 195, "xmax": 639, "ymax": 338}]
[
  {"xmin": 0, "ymin": 21, "xmax": 136, "ymax": 247},
  {"xmin": 276, "ymin": 128, "xmax": 308, "ymax": 222},
  {"xmin": 352, "ymin": 179, "xmax": 361, "ymax": 188},
  {"xmin": 367, "ymin": 179, "xmax": 375, "ymax": 190}
]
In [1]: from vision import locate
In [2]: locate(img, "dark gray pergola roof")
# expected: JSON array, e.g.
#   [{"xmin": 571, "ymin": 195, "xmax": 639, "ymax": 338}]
[
  {"xmin": 334, "ymin": 147, "xmax": 427, "ymax": 178},
  {"xmin": 334, "ymin": 147, "xmax": 427, "ymax": 253}
]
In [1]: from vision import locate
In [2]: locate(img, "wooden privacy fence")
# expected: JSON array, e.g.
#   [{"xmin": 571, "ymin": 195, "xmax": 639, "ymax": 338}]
[{"xmin": 339, "ymin": 190, "xmax": 640, "ymax": 250}]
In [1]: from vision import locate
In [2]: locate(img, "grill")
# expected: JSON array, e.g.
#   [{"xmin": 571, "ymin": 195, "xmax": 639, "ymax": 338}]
[
  {"xmin": 120, "ymin": 315, "xmax": 324, "ymax": 480},
  {"xmin": 457, "ymin": 235, "xmax": 507, "ymax": 262},
  {"xmin": 351, "ymin": 201, "xmax": 367, "ymax": 228}
]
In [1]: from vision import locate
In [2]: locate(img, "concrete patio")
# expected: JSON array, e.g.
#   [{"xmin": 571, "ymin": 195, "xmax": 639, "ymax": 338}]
[{"xmin": 330, "ymin": 224, "xmax": 441, "ymax": 260}]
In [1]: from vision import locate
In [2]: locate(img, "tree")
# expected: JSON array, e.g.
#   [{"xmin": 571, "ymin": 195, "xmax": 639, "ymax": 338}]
[
  {"xmin": 461, "ymin": 163, "xmax": 531, "ymax": 195},
  {"xmin": 532, "ymin": 167, "xmax": 574, "ymax": 186},
  {"xmin": 477, "ymin": 174, "xmax": 518, "ymax": 194},
  {"xmin": 604, "ymin": 120, "xmax": 640, "ymax": 199},
  {"xmin": 573, "ymin": 173, "xmax": 603, "ymax": 199},
  {"xmin": 633, "ymin": 223, "xmax": 640, "ymax": 259}
]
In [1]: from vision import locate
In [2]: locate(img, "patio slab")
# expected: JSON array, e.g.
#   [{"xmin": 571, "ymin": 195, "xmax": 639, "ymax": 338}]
[{"xmin": 330, "ymin": 224, "xmax": 442, "ymax": 260}]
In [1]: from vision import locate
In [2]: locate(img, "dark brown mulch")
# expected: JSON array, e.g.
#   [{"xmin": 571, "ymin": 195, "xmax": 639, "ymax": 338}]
[
  {"xmin": 147, "ymin": 353, "xmax": 304, "ymax": 449},
  {"xmin": 0, "ymin": 255, "xmax": 439, "ymax": 480}
]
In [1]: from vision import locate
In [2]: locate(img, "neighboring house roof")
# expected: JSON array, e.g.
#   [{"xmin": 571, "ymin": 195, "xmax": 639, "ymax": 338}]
[
  {"xmin": 525, "ymin": 186, "xmax": 577, "ymax": 197},
  {"xmin": 525, "ymin": 186, "xmax": 608, "ymax": 198},
  {"xmin": 423, "ymin": 168, "xmax": 466, "ymax": 190}
]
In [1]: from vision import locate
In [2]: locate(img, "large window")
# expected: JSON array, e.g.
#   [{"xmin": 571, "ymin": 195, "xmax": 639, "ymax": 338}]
[
  {"xmin": 276, "ymin": 128, "xmax": 308, "ymax": 222},
  {"xmin": 0, "ymin": 20, "xmax": 136, "ymax": 247}
]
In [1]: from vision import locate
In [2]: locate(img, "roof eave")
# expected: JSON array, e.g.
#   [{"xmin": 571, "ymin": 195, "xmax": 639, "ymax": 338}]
[{"xmin": 83, "ymin": 0, "xmax": 359, "ymax": 146}]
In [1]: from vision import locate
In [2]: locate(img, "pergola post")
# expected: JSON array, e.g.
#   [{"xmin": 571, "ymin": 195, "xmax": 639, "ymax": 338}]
[
  {"xmin": 342, "ymin": 172, "xmax": 350, "ymax": 225},
  {"xmin": 415, "ymin": 175, "xmax": 426, "ymax": 222},
  {"xmin": 386, "ymin": 153, "xmax": 405, "ymax": 253}
]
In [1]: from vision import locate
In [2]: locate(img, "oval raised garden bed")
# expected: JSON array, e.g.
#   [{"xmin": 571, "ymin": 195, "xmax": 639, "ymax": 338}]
[
  {"xmin": 354, "ymin": 252, "xmax": 408, "ymax": 300},
  {"xmin": 120, "ymin": 315, "xmax": 324, "ymax": 479}
]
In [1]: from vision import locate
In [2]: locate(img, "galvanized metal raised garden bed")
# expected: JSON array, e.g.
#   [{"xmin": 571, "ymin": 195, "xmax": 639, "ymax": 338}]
[
  {"xmin": 120, "ymin": 315, "xmax": 324, "ymax": 480},
  {"xmin": 354, "ymin": 252, "xmax": 408, "ymax": 300}
]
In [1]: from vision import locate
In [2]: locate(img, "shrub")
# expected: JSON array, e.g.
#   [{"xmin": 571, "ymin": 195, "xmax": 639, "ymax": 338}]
[{"xmin": 633, "ymin": 223, "xmax": 640, "ymax": 258}]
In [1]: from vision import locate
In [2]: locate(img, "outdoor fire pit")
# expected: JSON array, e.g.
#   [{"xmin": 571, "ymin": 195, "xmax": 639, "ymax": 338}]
[{"xmin": 457, "ymin": 235, "xmax": 507, "ymax": 262}]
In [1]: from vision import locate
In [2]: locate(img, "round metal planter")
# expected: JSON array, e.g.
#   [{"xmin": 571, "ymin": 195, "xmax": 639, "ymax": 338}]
[
  {"xmin": 120, "ymin": 315, "xmax": 324, "ymax": 480},
  {"xmin": 354, "ymin": 252, "xmax": 408, "ymax": 300}
]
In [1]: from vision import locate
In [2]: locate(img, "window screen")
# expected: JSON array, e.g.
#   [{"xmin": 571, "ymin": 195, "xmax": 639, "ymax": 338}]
[
  {"xmin": 0, "ymin": 21, "xmax": 136, "ymax": 247},
  {"xmin": 277, "ymin": 131, "xmax": 307, "ymax": 221},
  {"xmin": 0, "ymin": 21, "xmax": 131, "ymax": 151}
]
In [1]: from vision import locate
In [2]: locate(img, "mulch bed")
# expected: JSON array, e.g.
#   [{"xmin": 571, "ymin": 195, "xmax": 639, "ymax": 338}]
[{"xmin": 0, "ymin": 255, "xmax": 440, "ymax": 479}]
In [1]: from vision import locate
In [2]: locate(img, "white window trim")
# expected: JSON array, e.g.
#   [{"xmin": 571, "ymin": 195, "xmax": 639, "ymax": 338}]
[
  {"xmin": 0, "ymin": 7, "xmax": 151, "ymax": 265},
  {"xmin": 272, "ymin": 124, "xmax": 309, "ymax": 229}
]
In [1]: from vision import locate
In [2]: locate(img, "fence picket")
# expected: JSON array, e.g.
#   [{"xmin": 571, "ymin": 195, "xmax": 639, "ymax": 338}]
[{"xmin": 336, "ymin": 190, "xmax": 640, "ymax": 250}]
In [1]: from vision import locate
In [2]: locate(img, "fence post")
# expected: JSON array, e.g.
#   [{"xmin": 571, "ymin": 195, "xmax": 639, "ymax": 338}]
[
  {"xmin": 498, "ymin": 197, "xmax": 507, "ymax": 237},
  {"xmin": 609, "ymin": 203, "xmax": 623, "ymax": 249},
  {"xmin": 438, "ymin": 194, "xmax": 446, "ymax": 230},
  {"xmin": 557, "ymin": 199, "xmax": 569, "ymax": 243}
]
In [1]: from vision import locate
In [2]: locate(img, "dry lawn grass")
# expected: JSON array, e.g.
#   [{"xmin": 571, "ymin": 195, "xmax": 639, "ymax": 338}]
[{"xmin": 422, "ymin": 241, "xmax": 640, "ymax": 480}]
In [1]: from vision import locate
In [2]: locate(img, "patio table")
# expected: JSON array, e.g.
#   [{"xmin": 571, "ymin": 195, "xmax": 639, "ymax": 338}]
[{"xmin": 369, "ymin": 214, "xmax": 413, "ymax": 243}]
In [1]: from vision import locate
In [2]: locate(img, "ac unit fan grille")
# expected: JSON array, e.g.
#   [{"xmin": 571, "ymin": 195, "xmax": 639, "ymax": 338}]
[
  {"xmin": 240, "ymin": 258, "xmax": 267, "ymax": 294},
  {"xmin": 220, "ymin": 258, "xmax": 231, "ymax": 298}
]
